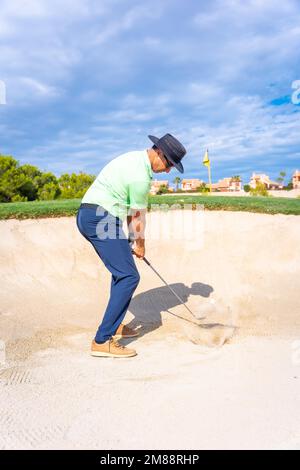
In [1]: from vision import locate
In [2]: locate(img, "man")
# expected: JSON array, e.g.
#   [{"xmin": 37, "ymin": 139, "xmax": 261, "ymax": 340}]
[{"xmin": 76, "ymin": 133, "xmax": 187, "ymax": 358}]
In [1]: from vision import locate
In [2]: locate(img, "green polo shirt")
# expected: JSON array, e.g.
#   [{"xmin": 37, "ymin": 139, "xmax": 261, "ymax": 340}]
[{"xmin": 81, "ymin": 150, "xmax": 153, "ymax": 220}]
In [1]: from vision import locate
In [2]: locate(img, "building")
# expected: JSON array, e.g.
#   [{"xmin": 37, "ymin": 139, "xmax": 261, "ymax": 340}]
[
  {"xmin": 181, "ymin": 179, "xmax": 204, "ymax": 191},
  {"xmin": 150, "ymin": 179, "xmax": 169, "ymax": 195},
  {"xmin": 249, "ymin": 173, "xmax": 283, "ymax": 190},
  {"xmin": 210, "ymin": 177, "xmax": 242, "ymax": 192},
  {"xmin": 250, "ymin": 173, "xmax": 284, "ymax": 190},
  {"xmin": 292, "ymin": 170, "xmax": 300, "ymax": 189}
]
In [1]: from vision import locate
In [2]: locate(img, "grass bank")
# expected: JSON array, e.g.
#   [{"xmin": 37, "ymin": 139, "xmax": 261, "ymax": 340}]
[{"xmin": 0, "ymin": 195, "xmax": 300, "ymax": 220}]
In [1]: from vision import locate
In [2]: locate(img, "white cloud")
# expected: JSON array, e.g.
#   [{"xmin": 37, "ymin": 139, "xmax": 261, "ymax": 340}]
[
  {"xmin": 93, "ymin": 5, "xmax": 163, "ymax": 45},
  {"xmin": 20, "ymin": 77, "xmax": 60, "ymax": 97},
  {"xmin": 1, "ymin": 0, "xmax": 300, "ymax": 181}
]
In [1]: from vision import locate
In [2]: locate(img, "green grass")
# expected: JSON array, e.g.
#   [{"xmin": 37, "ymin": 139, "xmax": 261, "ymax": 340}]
[
  {"xmin": 0, "ymin": 195, "xmax": 300, "ymax": 220},
  {"xmin": 0, "ymin": 198, "xmax": 81, "ymax": 220},
  {"xmin": 150, "ymin": 195, "xmax": 300, "ymax": 215}
]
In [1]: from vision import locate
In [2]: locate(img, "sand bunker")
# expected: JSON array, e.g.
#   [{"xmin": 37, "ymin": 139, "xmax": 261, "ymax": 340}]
[{"xmin": 0, "ymin": 210, "xmax": 300, "ymax": 449}]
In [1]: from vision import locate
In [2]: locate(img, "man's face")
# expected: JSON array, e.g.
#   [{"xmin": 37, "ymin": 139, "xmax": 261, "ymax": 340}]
[{"xmin": 153, "ymin": 149, "xmax": 174, "ymax": 174}]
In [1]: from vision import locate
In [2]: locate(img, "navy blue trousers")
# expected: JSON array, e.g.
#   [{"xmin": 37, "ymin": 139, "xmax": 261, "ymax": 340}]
[{"xmin": 76, "ymin": 203, "xmax": 140, "ymax": 343}]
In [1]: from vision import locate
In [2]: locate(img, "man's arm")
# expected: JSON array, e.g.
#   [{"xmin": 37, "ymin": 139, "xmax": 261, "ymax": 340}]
[{"xmin": 127, "ymin": 209, "xmax": 146, "ymax": 258}]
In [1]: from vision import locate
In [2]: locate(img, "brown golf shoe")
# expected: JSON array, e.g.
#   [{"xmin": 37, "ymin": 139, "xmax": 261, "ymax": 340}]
[
  {"xmin": 91, "ymin": 338, "xmax": 137, "ymax": 358},
  {"xmin": 113, "ymin": 323, "xmax": 139, "ymax": 339}
]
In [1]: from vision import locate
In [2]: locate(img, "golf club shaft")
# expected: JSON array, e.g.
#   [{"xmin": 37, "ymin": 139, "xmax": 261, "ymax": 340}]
[
  {"xmin": 142, "ymin": 256, "xmax": 198, "ymax": 319},
  {"xmin": 129, "ymin": 239, "xmax": 200, "ymax": 320}
]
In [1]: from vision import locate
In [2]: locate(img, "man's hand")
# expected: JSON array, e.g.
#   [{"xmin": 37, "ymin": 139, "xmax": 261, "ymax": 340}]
[
  {"xmin": 127, "ymin": 208, "xmax": 146, "ymax": 259},
  {"xmin": 132, "ymin": 244, "xmax": 145, "ymax": 259}
]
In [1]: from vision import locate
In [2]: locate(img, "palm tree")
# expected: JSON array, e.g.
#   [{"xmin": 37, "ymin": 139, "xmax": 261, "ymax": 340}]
[
  {"xmin": 231, "ymin": 175, "xmax": 241, "ymax": 181},
  {"xmin": 276, "ymin": 171, "xmax": 286, "ymax": 186},
  {"xmin": 173, "ymin": 176, "xmax": 181, "ymax": 192}
]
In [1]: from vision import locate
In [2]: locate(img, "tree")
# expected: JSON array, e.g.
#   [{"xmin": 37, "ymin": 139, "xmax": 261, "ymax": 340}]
[
  {"xmin": 0, "ymin": 153, "xmax": 98, "ymax": 202},
  {"xmin": 173, "ymin": 176, "xmax": 181, "ymax": 192},
  {"xmin": 37, "ymin": 182, "xmax": 61, "ymax": 200},
  {"xmin": 0, "ymin": 155, "xmax": 18, "ymax": 176},
  {"xmin": 0, "ymin": 155, "xmax": 19, "ymax": 202},
  {"xmin": 58, "ymin": 172, "xmax": 95, "ymax": 199},
  {"xmin": 17, "ymin": 164, "xmax": 42, "ymax": 201},
  {"xmin": 285, "ymin": 180, "xmax": 293, "ymax": 190},
  {"xmin": 276, "ymin": 171, "xmax": 286, "ymax": 186},
  {"xmin": 244, "ymin": 184, "xmax": 250, "ymax": 193},
  {"xmin": 231, "ymin": 175, "xmax": 241, "ymax": 181},
  {"xmin": 36, "ymin": 172, "xmax": 61, "ymax": 200},
  {"xmin": 0, "ymin": 155, "xmax": 36, "ymax": 202},
  {"xmin": 0, "ymin": 156, "xmax": 61, "ymax": 202}
]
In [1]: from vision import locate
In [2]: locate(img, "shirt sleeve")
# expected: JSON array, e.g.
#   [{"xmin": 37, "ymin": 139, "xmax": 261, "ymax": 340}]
[{"xmin": 128, "ymin": 180, "xmax": 150, "ymax": 209}]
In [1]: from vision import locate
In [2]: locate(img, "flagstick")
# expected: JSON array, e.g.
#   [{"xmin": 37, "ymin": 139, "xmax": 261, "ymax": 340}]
[
  {"xmin": 203, "ymin": 148, "xmax": 212, "ymax": 193},
  {"xmin": 208, "ymin": 164, "xmax": 212, "ymax": 193}
]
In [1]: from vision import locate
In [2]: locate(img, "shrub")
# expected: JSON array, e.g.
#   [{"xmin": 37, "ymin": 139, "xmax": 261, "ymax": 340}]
[
  {"xmin": 249, "ymin": 182, "xmax": 269, "ymax": 197},
  {"xmin": 11, "ymin": 194, "xmax": 28, "ymax": 202},
  {"xmin": 196, "ymin": 183, "xmax": 209, "ymax": 193},
  {"xmin": 156, "ymin": 184, "xmax": 169, "ymax": 195},
  {"xmin": 37, "ymin": 182, "xmax": 61, "ymax": 200}
]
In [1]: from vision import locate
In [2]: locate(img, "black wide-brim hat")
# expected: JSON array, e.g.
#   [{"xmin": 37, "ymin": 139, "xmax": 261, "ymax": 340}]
[{"xmin": 148, "ymin": 133, "xmax": 186, "ymax": 173}]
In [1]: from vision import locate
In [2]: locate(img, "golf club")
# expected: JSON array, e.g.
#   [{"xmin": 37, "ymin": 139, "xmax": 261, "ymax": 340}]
[{"xmin": 142, "ymin": 255, "xmax": 205, "ymax": 320}]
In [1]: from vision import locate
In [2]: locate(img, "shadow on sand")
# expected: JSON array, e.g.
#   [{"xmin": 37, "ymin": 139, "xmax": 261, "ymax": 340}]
[{"xmin": 124, "ymin": 282, "xmax": 214, "ymax": 343}]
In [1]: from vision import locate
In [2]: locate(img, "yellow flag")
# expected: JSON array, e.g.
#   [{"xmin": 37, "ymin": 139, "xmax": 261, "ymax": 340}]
[{"xmin": 203, "ymin": 149, "xmax": 210, "ymax": 167}]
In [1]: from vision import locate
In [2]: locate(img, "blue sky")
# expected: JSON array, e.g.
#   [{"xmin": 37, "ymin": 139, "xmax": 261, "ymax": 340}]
[{"xmin": 0, "ymin": 0, "xmax": 300, "ymax": 185}]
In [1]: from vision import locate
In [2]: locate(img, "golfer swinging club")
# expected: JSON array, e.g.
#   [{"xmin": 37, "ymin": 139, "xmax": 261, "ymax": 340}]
[{"xmin": 76, "ymin": 133, "xmax": 187, "ymax": 358}]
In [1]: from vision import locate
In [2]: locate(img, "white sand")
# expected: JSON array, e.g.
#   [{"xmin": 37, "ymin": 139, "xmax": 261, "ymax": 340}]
[{"xmin": 0, "ymin": 210, "xmax": 300, "ymax": 449}]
